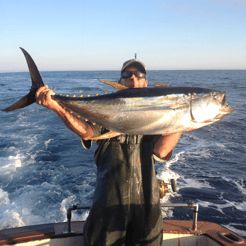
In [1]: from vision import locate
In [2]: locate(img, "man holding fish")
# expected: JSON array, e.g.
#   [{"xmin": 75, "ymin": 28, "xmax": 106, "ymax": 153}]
[
  {"xmin": 36, "ymin": 59, "xmax": 182, "ymax": 246},
  {"xmin": 3, "ymin": 48, "xmax": 233, "ymax": 245}
]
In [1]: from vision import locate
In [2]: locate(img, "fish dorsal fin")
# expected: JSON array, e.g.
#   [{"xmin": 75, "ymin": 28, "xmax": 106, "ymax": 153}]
[
  {"xmin": 89, "ymin": 131, "xmax": 122, "ymax": 140},
  {"xmin": 154, "ymin": 83, "xmax": 170, "ymax": 87},
  {"xmin": 98, "ymin": 80, "xmax": 129, "ymax": 91}
]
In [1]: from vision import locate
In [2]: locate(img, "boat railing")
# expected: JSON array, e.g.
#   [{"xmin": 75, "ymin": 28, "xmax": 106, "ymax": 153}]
[
  {"xmin": 63, "ymin": 202, "xmax": 199, "ymax": 234},
  {"xmin": 160, "ymin": 203, "xmax": 199, "ymax": 232}
]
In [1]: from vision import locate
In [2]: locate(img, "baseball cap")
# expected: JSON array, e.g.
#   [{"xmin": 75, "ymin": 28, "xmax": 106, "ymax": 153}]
[{"xmin": 121, "ymin": 59, "xmax": 147, "ymax": 75}]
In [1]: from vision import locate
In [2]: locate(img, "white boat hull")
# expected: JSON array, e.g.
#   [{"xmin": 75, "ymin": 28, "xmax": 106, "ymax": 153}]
[{"xmin": 0, "ymin": 220, "xmax": 245, "ymax": 246}]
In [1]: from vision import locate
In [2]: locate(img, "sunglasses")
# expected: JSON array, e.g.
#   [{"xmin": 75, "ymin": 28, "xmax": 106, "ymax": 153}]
[{"xmin": 121, "ymin": 71, "xmax": 146, "ymax": 79}]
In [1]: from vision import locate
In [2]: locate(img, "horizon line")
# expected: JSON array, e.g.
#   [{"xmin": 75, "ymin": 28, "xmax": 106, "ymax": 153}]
[{"xmin": 1, "ymin": 68, "xmax": 245, "ymax": 73}]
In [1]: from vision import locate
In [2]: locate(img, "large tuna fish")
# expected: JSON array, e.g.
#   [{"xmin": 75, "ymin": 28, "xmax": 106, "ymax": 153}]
[{"xmin": 2, "ymin": 48, "xmax": 234, "ymax": 140}]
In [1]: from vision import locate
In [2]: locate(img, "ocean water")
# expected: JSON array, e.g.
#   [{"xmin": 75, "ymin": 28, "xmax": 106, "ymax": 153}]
[{"xmin": 0, "ymin": 70, "xmax": 245, "ymax": 237}]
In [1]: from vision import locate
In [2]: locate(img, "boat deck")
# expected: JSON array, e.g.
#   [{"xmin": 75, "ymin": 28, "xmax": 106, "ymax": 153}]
[{"xmin": 0, "ymin": 220, "xmax": 245, "ymax": 246}]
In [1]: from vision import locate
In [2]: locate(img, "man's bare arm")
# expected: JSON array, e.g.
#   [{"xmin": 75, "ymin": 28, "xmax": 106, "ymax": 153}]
[
  {"xmin": 36, "ymin": 85, "xmax": 94, "ymax": 140},
  {"xmin": 153, "ymin": 132, "xmax": 182, "ymax": 160}
]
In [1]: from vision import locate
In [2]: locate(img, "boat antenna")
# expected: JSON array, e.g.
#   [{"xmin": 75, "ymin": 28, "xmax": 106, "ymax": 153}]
[{"xmin": 135, "ymin": 53, "xmax": 137, "ymax": 59}]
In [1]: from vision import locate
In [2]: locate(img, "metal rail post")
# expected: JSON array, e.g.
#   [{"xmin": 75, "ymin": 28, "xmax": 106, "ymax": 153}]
[{"xmin": 161, "ymin": 203, "xmax": 200, "ymax": 232}]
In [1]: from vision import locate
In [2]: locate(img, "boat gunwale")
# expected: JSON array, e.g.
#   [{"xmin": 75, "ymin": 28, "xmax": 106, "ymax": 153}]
[{"xmin": 0, "ymin": 220, "xmax": 245, "ymax": 246}]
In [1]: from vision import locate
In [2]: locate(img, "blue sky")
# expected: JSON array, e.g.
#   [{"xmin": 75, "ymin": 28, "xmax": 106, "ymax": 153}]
[{"xmin": 0, "ymin": 0, "xmax": 245, "ymax": 71}]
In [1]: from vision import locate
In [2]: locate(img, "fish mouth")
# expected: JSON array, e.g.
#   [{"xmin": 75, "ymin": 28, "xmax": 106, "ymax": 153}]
[
  {"xmin": 218, "ymin": 92, "xmax": 234, "ymax": 116},
  {"xmin": 221, "ymin": 104, "xmax": 234, "ymax": 114},
  {"xmin": 220, "ymin": 93, "xmax": 234, "ymax": 115},
  {"xmin": 214, "ymin": 102, "xmax": 234, "ymax": 120}
]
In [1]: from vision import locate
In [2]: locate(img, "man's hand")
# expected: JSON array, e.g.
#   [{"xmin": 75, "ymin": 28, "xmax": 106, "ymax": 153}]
[
  {"xmin": 35, "ymin": 85, "xmax": 94, "ymax": 140},
  {"xmin": 36, "ymin": 85, "xmax": 60, "ymax": 112}
]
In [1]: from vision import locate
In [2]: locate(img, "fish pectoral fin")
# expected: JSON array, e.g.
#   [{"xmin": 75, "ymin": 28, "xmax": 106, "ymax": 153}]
[
  {"xmin": 98, "ymin": 80, "xmax": 129, "ymax": 91},
  {"xmin": 154, "ymin": 83, "xmax": 171, "ymax": 87},
  {"xmin": 89, "ymin": 131, "xmax": 122, "ymax": 140}
]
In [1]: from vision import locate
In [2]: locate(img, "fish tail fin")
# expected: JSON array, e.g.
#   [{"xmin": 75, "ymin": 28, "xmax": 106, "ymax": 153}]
[
  {"xmin": 2, "ymin": 90, "xmax": 36, "ymax": 112},
  {"xmin": 2, "ymin": 48, "xmax": 44, "ymax": 112}
]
